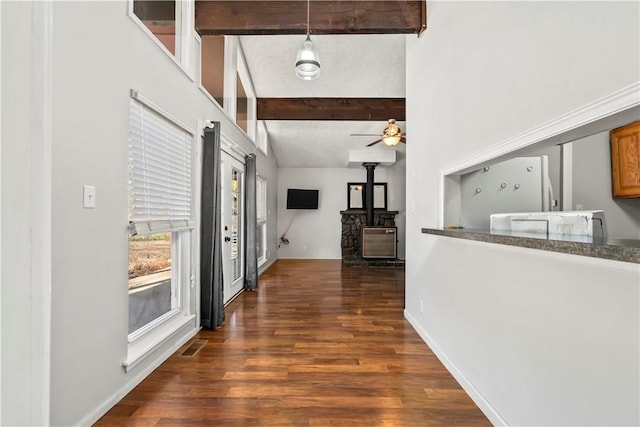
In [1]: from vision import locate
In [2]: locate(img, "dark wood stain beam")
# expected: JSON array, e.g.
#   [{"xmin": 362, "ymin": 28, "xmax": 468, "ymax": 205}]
[
  {"xmin": 257, "ymin": 98, "xmax": 405, "ymax": 121},
  {"xmin": 196, "ymin": 1, "xmax": 425, "ymax": 35}
]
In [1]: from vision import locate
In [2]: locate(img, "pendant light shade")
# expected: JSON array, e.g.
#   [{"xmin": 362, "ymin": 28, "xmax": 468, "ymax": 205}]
[
  {"xmin": 295, "ymin": 35, "xmax": 321, "ymax": 80},
  {"xmin": 295, "ymin": 0, "xmax": 320, "ymax": 80}
]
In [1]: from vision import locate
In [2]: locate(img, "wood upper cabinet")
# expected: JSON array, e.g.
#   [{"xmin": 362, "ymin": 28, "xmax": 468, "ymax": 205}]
[{"xmin": 610, "ymin": 121, "xmax": 640, "ymax": 198}]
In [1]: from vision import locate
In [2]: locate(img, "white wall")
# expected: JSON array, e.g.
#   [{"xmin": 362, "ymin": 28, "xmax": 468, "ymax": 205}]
[
  {"xmin": 3, "ymin": 1, "xmax": 278, "ymax": 425},
  {"xmin": 278, "ymin": 164, "xmax": 406, "ymax": 260},
  {"xmin": 1, "ymin": 2, "xmax": 52, "ymax": 424},
  {"xmin": 406, "ymin": 1, "xmax": 639, "ymax": 426},
  {"xmin": 386, "ymin": 156, "xmax": 406, "ymax": 260},
  {"xmin": 406, "ymin": 239, "xmax": 639, "ymax": 426},
  {"xmin": 572, "ymin": 130, "xmax": 640, "ymax": 239}
]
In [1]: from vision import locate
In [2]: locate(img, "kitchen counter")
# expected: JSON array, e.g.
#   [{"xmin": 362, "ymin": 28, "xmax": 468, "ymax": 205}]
[{"xmin": 421, "ymin": 228, "xmax": 640, "ymax": 264}]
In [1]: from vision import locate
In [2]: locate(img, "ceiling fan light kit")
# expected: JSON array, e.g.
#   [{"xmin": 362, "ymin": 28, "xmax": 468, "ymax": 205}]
[
  {"xmin": 356, "ymin": 119, "xmax": 407, "ymax": 147},
  {"xmin": 382, "ymin": 119, "xmax": 402, "ymax": 146},
  {"xmin": 295, "ymin": 0, "xmax": 320, "ymax": 80},
  {"xmin": 382, "ymin": 134, "xmax": 402, "ymax": 146}
]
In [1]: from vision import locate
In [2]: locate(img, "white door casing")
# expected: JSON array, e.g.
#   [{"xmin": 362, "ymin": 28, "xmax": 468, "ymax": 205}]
[{"xmin": 220, "ymin": 152, "xmax": 245, "ymax": 304}]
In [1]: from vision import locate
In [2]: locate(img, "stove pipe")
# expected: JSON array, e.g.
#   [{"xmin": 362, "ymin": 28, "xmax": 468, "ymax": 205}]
[{"xmin": 363, "ymin": 162, "xmax": 378, "ymax": 226}]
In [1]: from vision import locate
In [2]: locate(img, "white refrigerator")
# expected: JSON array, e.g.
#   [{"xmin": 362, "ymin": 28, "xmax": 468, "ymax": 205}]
[{"xmin": 460, "ymin": 156, "xmax": 555, "ymax": 230}]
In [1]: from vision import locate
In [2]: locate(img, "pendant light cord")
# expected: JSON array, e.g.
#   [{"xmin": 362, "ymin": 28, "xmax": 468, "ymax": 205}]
[{"xmin": 306, "ymin": 0, "xmax": 310, "ymax": 35}]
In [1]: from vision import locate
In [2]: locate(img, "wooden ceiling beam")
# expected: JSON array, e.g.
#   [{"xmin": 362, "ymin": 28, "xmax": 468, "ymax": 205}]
[
  {"xmin": 257, "ymin": 98, "xmax": 405, "ymax": 121},
  {"xmin": 196, "ymin": 1, "xmax": 426, "ymax": 35}
]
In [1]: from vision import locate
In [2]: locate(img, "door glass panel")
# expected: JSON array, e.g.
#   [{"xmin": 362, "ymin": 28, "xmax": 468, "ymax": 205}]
[
  {"xmin": 231, "ymin": 168, "xmax": 242, "ymax": 282},
  {"xmin": 221, "ymin": 153, "xmax": 245, "ymax": 304}
]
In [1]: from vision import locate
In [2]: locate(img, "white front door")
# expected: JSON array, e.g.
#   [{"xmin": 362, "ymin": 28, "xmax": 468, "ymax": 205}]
[{"xmin": 221, "ymin": 152, "xmax": 245, "ymax": 304}]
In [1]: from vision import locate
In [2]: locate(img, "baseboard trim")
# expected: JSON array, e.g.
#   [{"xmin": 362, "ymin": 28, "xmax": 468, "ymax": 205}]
[
  {"xmin": 78, "ymin": 326, "xmax": 198, "ymax": 427},
  {"xmin": 404, "ymin": 310, "xmax": 508, "ymax": 427},
  {"xmin": 258, "ymin": 258, "xmax": 277, "ymax": 275}
]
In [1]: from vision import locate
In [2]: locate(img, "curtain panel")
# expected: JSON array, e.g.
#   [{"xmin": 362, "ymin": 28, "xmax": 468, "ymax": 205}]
[
  {"xmin": 244, "ymin": 154, "xmax": 258, "ymax": 290},
  {"xmin": 200, "ymin": 124, "xmax": 225, "ymax": 329}
]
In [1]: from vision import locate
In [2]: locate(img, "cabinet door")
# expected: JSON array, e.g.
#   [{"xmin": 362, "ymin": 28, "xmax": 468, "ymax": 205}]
[{"xmin": 610, "ymin": 121, "xmax": 640, "ymax": 198}]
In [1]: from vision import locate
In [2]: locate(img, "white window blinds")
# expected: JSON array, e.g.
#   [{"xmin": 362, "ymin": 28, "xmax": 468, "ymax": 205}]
[
  {"xmin": 257, "ymin": 120, "xmax": 268, "ymax": 156},
  {"xmin": 128, "ymin": 98, "xmax": 193, "ymax": 234},
  {"xmin": 256, "ymin": 177, "xmax": 267, "ymax": 224}
]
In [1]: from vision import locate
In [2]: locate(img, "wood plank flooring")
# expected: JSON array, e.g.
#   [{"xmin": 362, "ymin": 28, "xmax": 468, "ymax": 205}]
[{"xmin": 96, "ymin": 259, "xmax": 491, "ymax": 426}]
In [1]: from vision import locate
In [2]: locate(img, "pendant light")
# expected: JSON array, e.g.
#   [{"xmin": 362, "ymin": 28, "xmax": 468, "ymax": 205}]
[{"xmin": 295, "ymin": 0, "xmax": 320, "ymax": 80}]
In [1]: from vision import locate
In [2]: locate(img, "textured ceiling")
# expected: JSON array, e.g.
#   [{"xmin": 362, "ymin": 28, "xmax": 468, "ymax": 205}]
[
  {"xmin": 239, "ymin": 34, "xmax": 407, "ymax": 167},
  {"xmin": 265, "ymin": 120, "xmax": 406, "ymax": 168}
]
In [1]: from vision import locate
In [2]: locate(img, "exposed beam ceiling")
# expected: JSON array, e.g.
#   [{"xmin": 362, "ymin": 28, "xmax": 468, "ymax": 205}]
[
  {"xmin": 196, "ymin": 1, "xmax": 426, "ymax": 35},
  {"xmin": 257, "ymin": 98, "xmax": 405, "ymax": 121}
]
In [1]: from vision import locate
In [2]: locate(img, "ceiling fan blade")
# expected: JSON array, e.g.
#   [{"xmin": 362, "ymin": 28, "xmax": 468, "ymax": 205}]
[
  {"xmin": 351, "ymin": 133, "xmax": 381, "ymax": 137},
  {"xmin": 366, "ymin": 138, "xmax": 383, "ymax": 147}
]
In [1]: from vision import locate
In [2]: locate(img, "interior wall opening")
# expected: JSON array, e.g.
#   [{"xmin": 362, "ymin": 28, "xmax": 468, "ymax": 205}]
[{"xmin": 443, "ymin": 106, "xmax": 640, "ymax": 240}]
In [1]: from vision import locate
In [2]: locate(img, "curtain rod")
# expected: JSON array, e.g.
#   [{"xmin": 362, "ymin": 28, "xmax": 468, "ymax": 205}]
[
  {"xmin": 220, "ymin": 130, "xmax": 252, "ymax": 158},
  {"xmin": 202, "ymin": 121, "xmax": 254, "ymax": 162}
]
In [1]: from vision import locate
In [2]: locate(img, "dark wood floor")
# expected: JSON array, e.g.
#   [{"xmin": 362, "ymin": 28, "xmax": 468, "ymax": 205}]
[{"xmin": 96, "ymin": 259, "xmax": 491, "ymax": 426}]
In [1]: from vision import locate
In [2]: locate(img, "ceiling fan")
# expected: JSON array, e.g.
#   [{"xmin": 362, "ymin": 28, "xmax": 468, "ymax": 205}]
[{"xmin": 350, "ymin": 119, "xmax": 407, "ymax": 147}]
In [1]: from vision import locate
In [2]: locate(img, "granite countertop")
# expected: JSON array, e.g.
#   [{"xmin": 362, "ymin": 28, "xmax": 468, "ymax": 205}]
[{"xmin": 421, "ymin": 228, "xmax": 640, "ymax": 264}]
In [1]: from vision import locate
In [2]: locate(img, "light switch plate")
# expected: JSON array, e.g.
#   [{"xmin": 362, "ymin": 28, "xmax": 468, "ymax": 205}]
[{"xmin": 83, "ymin": 185, "xmax": 96, "ymax": 208}]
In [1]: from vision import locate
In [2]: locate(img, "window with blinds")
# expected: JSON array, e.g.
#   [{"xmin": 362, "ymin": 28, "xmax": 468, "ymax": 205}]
[
  {"xmin": 256, "ymin": 176, "xmax": 267, "ymax": 264},
  {"xmin": 256, "ymin": 121, "xmax": 268, "ymax": 156},
  {"xmin": 128, "ymin": 98, "xmax": 193, "ymax": 235},
  {"xmin": 256, "ymin": 176, "xmax": 267, "ymax": 225},
  {"xmin": 127, "ymin": 95, "xmax": 193, "ymax": 339}
]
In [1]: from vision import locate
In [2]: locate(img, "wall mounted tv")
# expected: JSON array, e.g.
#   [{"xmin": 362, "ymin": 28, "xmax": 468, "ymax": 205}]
[{"xmin": 287, "ymin": 189, "xmax": 319, "ymax": 209}]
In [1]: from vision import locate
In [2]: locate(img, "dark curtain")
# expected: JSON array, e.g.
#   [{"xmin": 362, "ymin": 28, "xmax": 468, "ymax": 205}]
[
  {"xmin": 244, "ymin": 154, "xmax": 258, "ymax": 290},
  {"xmin": 200, "ymin": 124, "xmax": 225, "ymax": 329}
]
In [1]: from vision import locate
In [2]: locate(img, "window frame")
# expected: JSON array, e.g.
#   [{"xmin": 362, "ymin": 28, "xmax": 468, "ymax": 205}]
[
  {"xmin": 236, "ymin": 44, "xmax": 257, "ymax": 141},
  {"xmin": 127, "ymin": 230, "xmax": 189, "ymax": 342},
  {"xmin": 127, "ymin": 0, "xmax": 196, "ymax": 81},
  {"xmin": 124, "ymin": 90, "xmax": 196, "ymax": 372},
  {"xmin": 256, "ymin": 175, "xmax": 267, "ymax": 266},
  {"xmin": 256, "ymin": 121, "xmax": 269, "ymax": 157}
]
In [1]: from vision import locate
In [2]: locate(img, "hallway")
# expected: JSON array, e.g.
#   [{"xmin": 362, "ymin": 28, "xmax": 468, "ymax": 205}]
[{"xmin": 96, "ymin": 260, "xmax": 490, "ymax": 426}]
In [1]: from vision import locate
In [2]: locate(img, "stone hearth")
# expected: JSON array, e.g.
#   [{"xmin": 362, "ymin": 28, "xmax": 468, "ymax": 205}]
[{"xmin": 340, "ymin": 209, "xmax": 404, "ymax": 268}]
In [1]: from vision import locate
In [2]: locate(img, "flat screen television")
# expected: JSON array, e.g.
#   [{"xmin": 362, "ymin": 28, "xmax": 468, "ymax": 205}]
[{"xmin": 286, "ymin": 189, "xmax": 319, "ymax": 209}]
